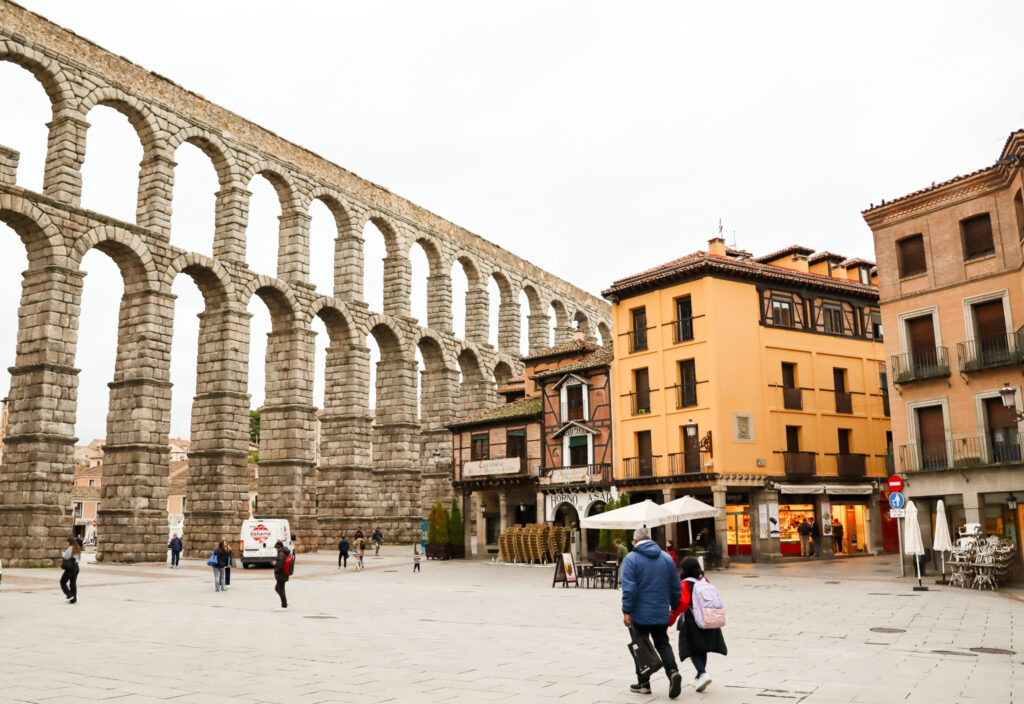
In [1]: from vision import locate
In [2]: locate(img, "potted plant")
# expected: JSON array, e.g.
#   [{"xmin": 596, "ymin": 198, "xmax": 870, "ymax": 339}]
[
  {"xmin": 447, "ymin": 498, "xmax": 465, "ymax": 559},
  {"xmin": 426, "ymin": 502, "xmax": 451, "ymax": 559}
]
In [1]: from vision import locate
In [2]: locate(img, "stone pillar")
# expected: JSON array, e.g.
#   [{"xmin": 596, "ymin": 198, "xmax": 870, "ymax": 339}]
[
  {"xmin": 964, "ymin": 491, "xmax": 984, "ymax": 525},
  {"xmin": 334, "ymin": 226, "xmax": 363, "ymax": 302},
  {"xmin": 867, "ymin": 494, "xmax": 885, "ymax": 555},
  {"xmin": 383, "ymin": 254, "xmax": 412, "ymax": 318},
  {"xmin": 213, "ymin": 185, "xmax": 250, "ymax": 265},
  {"xmin": 463, "ymin": 491, "xmax": 474, "ymax": 556},
  {"xmin": 528, "ymin": 313, "xmax": 550, "ymax": 353},
  {"xmin": 98, "ymin": 289, "xmax": 176, "ymax": 563},
  {"xmin": 372, "ymin": 355, "xmax": 421, "ymax": 543},
  {"xmin": 752, "ymin": 488, "xmax": 782, "ymax": 562},
  {"xmin": 258, "ymin": 327, "xmax": 318, "ymax": 552},
  {"xmin": 497, "ymin": 300, "xmax": 521, "ymax": 354},
  {"xmin": 42, "ymin": 113, "xmax": 89, "ymax": 206},
  {"xmin": 426, "ymin": 273, "xmax": 453, "ymax": 331},
  {"xmin": 418, "ymin": 365, "xmax": 458, "ymax": 515},
  {"xmin": 816, "ymin": 494, "xmax": 834, "ymax": 558},
  {"xmin": 0, "ymin": 266, "xmax": 82, "ymax": 566},
  {"xmin": 0, "ymin": 145, "xmax": 19, "ymax": 185},
  {"xmin": 499, "ymin": 490, "xmax": 509, "ymax": 534},
  {"xmin": 317, "ymin": 345, "xmax": 374, "ymax": 542},
  {"xmin": 277, "ymin": 209, "xmax": 312, "ymax": 285},
  {"xmin": 712, "ymin": 486, "xmax": 729, "ymax": 568},
  {"xmin": 465, "ymin": 283, "xmax": 490, "ymax": 344},
  {"xmin": 136, "ymin": 151, "xmax": 175, "ymax": 238},
  {"xmin": 476, "ymin": 492, "xmax": 487, "ymax": 556},
  {"xmin": 553, "ymin": 324, "xmax": 573, "ymax": 345},
  {"xmin": 184, "ymin": 307, "xmax": 252, "ymax": 556}
]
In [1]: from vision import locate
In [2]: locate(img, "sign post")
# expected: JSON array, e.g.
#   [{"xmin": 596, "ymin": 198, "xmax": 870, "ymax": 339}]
[{"xmin": 889, "ymin": 491, "xmax": 906, "ymax": 577}]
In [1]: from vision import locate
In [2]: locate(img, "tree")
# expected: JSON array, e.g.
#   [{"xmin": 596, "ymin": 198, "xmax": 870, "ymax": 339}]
[
  {"xmin": 249, "ymin": 409, "xmax": 261, "ymax": 446},
  {"xmin": 427, "ymin": 502, "xmax": 450, "ymax": 546},
  {"xmin": 614, "ymin": 493, "xmax": 631, "ymax": 545},
  {"xmin": 598, "ymin": 497, "xmax": 617, "ymax": 550},
  {"xmin": 448, "ymin": 498, "xmax": 464, "ymax": 546}
]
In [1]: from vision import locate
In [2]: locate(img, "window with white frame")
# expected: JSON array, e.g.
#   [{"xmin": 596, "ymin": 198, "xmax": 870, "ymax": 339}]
[
  {"xmin": 559, "ymin": 378, "xmax": 590, "ymax": 422},
  {"xmin": 562, "ymin": 432, "xmax": 593, "ymax": 468}
]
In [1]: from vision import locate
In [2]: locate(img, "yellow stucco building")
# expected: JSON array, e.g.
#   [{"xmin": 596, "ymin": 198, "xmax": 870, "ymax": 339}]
[{"xmin": 602, "ymin": 238, "xmax": 895, "ymax": 564}]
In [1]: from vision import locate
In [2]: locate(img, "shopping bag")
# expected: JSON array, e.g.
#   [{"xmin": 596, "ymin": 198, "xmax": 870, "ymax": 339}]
[
  {"xmin": 626, "ymin": 625, "xmax": 663, "ymax": 679},
  {"xmin": 206, "ymin": 553, "xmax": 218, "ymax": 567}
]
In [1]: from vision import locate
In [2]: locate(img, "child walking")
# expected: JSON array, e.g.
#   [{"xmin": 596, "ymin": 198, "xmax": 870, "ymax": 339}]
[{"xmin": 413, "ymin": 545, "xmax": 421, "ymax": 573}]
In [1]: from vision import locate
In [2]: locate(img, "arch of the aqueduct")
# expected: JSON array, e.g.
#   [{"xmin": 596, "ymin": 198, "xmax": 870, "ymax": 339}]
[{"xmin": 0, "ymin": 3, "xmax": 610, "ymax": 565}]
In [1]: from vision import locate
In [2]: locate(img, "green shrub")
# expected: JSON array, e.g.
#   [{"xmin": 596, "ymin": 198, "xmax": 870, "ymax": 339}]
[
  {"xmin": 614, "ymin": 493, "xmax": 631, "ymax": 545},
  {"xmin": 448, "ymin": 498, "xmax": 464, "ymax": 546},
  {"xmin": 598, "ymin": 497, "xmax": 617, "ymax": 550},
  {"xmin": 428, "ymin": 501, "xmax": 450, "ymax": 545}
]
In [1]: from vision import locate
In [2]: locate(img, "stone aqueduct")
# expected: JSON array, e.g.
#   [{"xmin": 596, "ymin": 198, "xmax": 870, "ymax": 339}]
[{"xmin": 0, "ymin": 2, "xmax": 610, "ymax": 565}]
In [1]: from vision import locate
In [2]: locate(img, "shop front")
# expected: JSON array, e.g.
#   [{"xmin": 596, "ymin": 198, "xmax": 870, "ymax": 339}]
[{"xmin": 773, "ymin": 482, "xmax": 883, "ymax": 557}]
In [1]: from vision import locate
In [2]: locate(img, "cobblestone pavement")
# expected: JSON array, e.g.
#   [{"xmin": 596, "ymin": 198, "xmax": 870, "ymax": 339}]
[{"xmin": 1, "ymin": 550, "xmax": 1022, "ymax": 703}]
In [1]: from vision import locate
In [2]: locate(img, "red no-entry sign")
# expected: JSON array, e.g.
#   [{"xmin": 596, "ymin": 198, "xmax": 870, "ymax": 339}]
[{"xmin": 888, "ymin": 475, "xmax": 904, "ymax": 493}]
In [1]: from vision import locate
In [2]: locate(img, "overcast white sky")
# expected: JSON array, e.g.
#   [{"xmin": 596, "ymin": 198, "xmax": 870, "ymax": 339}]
[{"xmin": 2, "ymin": 1, "xmax": 1024, "ymax": 443}]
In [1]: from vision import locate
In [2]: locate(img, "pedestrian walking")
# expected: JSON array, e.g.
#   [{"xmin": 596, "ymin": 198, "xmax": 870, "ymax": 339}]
[
  {"xmin": 810, "ymin": 518, "xmax": 821, "ymax": 557},
  {"xmin": 832, "ymin": 520, "xmax": 844, "ymax": 554},
  {"xmin": 615, "ymin": 538, "xmax": 628, "ymax": 565},
  {"xmin": 621, "ymin": 526, "xmax": 683, "ymax": 699},
  {"xmin": 670, "ymin": 556, "xmax": 727, "ymax": 693},
  {"xmin": 797, "ymin": 519, "xmax": 811, "ymax": 557},
  {"xmin": 338, "ymin": 535, "xmax": 349, "ymax": 569},
  {"xmin": 353, "ymin": 537, "xmax": 364, "ymax": 571},
  {"xmin": 413, "ymin": 545, "xmax": 421, "ymax": 573},
  {"xmin": 273, "ymin": 540, "xmax": 291, "ymax": 608},
  {"xmin": 212, "ymin": 540, "xmax": 229, "ymax": 592},
  {"xmin": 168, "ymin": 533, "xmax": 182, "ymax": 568},
  {"xmin": 224, "ymin": 540, "xmax": 233, "ymax": 589},
  {"xmin": 60, "ymin": 537, "xmax": 81, "ymax": 604},
  {"xmin": 354, "ymin": 528, "xmax": 364, "ymax": 541},
  {"xmin": 372, "ymin": 527, "xmax": 383, "ymax": 556}
]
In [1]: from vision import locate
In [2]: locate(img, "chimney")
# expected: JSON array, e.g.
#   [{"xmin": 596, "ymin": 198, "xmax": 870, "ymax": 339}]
[
  {"xmin": 708, "ymin": 237, "xmax": 727, "ymax": 257},
  {"xmin": 790, "ymin": 254, "xmax": 809, "ymax": 273},
  {"xmin": 573, "ymin": 330, "xmax": 585, "ymax": 342}
]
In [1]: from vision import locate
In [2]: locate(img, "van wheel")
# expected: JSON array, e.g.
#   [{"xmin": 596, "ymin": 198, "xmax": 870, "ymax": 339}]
[{"xmin": 242, "ymin": 562, "xmax": 250, "ymax": 569}]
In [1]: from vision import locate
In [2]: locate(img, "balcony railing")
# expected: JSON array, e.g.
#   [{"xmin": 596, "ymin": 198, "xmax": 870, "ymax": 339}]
[
  {"xmin": 957, "ymin": 333, "xmax": 1024, "ymax": 373},
  {"xmin": 899, "ymin": 434, "xmax": 1024, "ymax": 472},
  {"xmin": 625, "ymin": 391, "xmax": 653, "ymax": 416},
  {"xmin": 668, "ymin": 449, "xmax": 710, "ymax": 474},
  {"xmin": 672, "ymin": 317, "xmax": 695, "ymax": 344},
  {"xmin": 835, "ymin": 453, "xmax": 867, "ymax": 479},
  {"xmin": 626, "ymin": 328, "xmax": 654, "ymax": 353},
  {"xmin": 783, "ymin": 451, "xmax": 817, "ymax": 476},
  {"xmin": 667, "ymin": 383, "xmax": 698, "ymax": 409},
  {"xmin": 891, "ymin": 347, "xmax": 951, "ymax": 384},
  {"xmin": 622, "ymin": 455, "xmax": 661, "ymax": 479},
  {"xmin": 782, "ymin": 386, "xmax": 803, "ymax": 410},
  {"xmin": 834, "ymin": 391, "xmax": 853, "ymax": 414}
]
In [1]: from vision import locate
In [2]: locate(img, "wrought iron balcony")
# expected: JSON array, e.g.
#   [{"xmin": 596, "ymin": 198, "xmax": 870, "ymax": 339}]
[
  {"xmin": 626, "ymin": 328, "xmax": 653, "ymax": 353},
  {"xmin": 957, "ymin": 333, "xmax": 1024, "ymax": 373},
  {"xmin": 898, "ymin": 434, "xmax": 1024, "ymax": 472},
  {"xmin": 782, "ymin": 386, "xmax": 803, "ymax": 410},
  {"xmin": 622, "ymin": 455, "xmax": 660, "ymax": 479},
  {"xmin": 667, "ymin": 383, "xmax": 698, "ymax": 409},
  {"xmin": 625, "ymin": 391, "xmax": 653, "ymax": 416},
  {"xmin": 782, "ymin": 451, "xmax": 817, "ymax": 477},
  {"xmin": 672, "ymin": 317, "xmax": 695, "ymax": 344},
  {"xmin": 835, "ymin": 453, "xmax": 867, "ymax": 479},
  {"xmin": 834, "ymin": 391, "xmax": 853, "ymax": 414},
  {"xmin": 890, "ymin": 347, "xmax": 951, "ymax": 384},
  {"xmin": 668, "ymin": 449, "xmax": 710, "ymax": 474}
]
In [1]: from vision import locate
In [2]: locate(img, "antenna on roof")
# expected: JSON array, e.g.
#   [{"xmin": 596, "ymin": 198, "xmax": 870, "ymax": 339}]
[{"xmin": 718, "ymin": 218, "xmax": 724, "ymax": 238}]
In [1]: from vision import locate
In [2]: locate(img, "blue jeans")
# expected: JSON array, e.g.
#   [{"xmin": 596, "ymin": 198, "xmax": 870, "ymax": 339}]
[
  {"xmin": 213, "ymin": 567, "xmax": 225, "ymax": 591},
  {"xmin": 690, "ymin": 652, "xmax": 707, "ymax": 676}
]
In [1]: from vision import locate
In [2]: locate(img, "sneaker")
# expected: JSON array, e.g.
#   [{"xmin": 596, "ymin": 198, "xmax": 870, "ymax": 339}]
[
  {"xmin": 668, "ymin": 670, "xmax": 682, "ymax": 699},
  {"xmin": 69, "ymin": 597, "xmax": 77, "ymax": 604},
  {"xmin": 695, "ymin": 673, "xmax": 711, "ymax": 692},
  {"xmin": 629, "ymin": 682, "xmax": 651, "ymax": 694}
]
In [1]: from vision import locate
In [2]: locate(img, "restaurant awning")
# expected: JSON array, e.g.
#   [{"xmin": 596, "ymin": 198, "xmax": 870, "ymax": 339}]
[
  {"xmin": 823, "ymin": 484, "xmax": 874, "ymax": 495},
  {"xmin": 778, "ymin": 484, "xmax": 824, "ymax": 494}
]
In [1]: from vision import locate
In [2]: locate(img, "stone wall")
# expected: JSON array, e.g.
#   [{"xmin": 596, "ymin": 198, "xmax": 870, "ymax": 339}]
[{"xmin": 0, "ymin": 1, "xmax": 611, "ymax": 565}]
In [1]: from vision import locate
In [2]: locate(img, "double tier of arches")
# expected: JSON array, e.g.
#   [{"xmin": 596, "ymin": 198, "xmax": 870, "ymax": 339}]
[{"xmin": 0, "ymin": 27, "xmax": 610, "ymax": 564}]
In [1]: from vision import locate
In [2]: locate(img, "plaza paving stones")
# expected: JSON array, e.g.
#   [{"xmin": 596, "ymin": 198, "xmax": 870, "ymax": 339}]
[{"xmin": 1, "ymin": 550, "xmax": 1023, "ymax": 703}]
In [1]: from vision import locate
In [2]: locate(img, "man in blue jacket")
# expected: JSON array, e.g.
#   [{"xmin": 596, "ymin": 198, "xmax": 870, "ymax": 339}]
[{"xmin": 621, "ymin": 526, "xmax": 682, "ymax": 698}]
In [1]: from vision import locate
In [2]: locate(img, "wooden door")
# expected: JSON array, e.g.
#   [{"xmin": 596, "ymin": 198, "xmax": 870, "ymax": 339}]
[
  {"xmin": 634, "ymin": 368, "xmax": 650, "ymax": 412},
  {"xmin": 782, "ymin": 363, "xmax": 796, "ymax": 388},
  {"xmin": 786, "ymin": 426, "xmax": 800, "ymax": 452},
  {"xmin": 683, "ymin": 422, "xmax": 700, "ymax": 472},
  {"xmin": 985, "ymin": 396, "xmax": 1020, "ymax": 462},
  {"xmin": 974, "ymin": 300, "xmax": 1008, "ymax": 364},
  {"xmin": 916, "ymin": 406, "xmax": 946, "ymax": 468},
  {"xmin": 637, "ymin": 430, "xmax": 653, "ymax": 476},
  {"xmin": 907, "ymin": 315, "xmax": 936, "ymax": 370}
]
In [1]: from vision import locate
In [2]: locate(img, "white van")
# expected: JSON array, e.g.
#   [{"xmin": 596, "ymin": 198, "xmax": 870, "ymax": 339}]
[{"xmin": 240, "ymin": 518, "xmax": 294, "ymax": 568}]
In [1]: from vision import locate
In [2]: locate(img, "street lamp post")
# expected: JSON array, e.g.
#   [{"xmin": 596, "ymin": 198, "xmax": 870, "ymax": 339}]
[{"xmin": 999, "ymin": 382, "xmax": 1024, "ymax": 421}]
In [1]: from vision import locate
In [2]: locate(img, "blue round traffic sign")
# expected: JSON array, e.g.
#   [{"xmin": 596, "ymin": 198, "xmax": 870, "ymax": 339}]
[{"xmin": 888, "ymin": 492, "xmax": 905, "ymax": 509}]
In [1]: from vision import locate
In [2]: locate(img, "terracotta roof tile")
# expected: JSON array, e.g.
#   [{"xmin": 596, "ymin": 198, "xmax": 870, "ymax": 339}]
[
  {"xmin": 520, "ymin": 338, "xmax": 599, "ymax": 362},
  {"xmin": 532, "ymin": 346, "xmax": 613, "ymax": 380},
  {"xmin": 448, "ymin": 396, "xmax": 542, "ymax": 429},
  {"xmin": 808, "ymin": 251, "xmax": 846, "ymax": 264},
  {"xmin": 840, "ymin": 257, "xmax": 875, "ymax": 268},
  {"xmin": 753, "ymin": 244, "xmax": 815, "ymax": 263}
]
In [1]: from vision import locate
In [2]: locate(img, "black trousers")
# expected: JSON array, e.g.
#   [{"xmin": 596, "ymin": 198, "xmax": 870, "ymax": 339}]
[
  {"xmin": 225, "ymin": 566, "xmax": 231, "ymax": 585},
  {"xmin": 275, "ymin": 577, "xmax": 287, "ymax": 607},
  {"xmin": 60, "ymin": 565, "xmax": 78, "ymax": 599},
  {"xmin": 632, "ymin": 623, "xmax": 678, "ymax": 683},
  {"xmin": 339, "ymin": 551, "xmax": 348, "ymax": 567},
  {"xmin": 170, "ymin": 551, "xmax": 180, "ymax": 567}
]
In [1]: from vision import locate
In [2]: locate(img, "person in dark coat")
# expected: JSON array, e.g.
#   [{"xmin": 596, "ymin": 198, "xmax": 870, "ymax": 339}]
[
  {"xmin": 168, "ymin": 534, "xmax": 183, "ymax": 569},
  {"xmin": 274, "ymin": 540, "xmax": 290, "ymax": 608},
  {"xmin": 671, "ymin": 556, "xmax": 727, "ymax": 693},
  {"xmin": 338, "ymin": 535, "xmax": 350, "ymax": 569},
  {"xmin": 372, "ymin": 528, "xmax": 383, "ymax": 556},
  {"xmin": 832, "ymin": 520, "xmax": 844, "ymax": 554},
  {"xmin": 621, "ymin": 526, "xmax": 683, "ymax": 699},
  {"xmin": 60, "ymin": 537, "xmax": 81, "ymax": 604},
  {"xmin": 810, "ymin": 518, "xmax": 821, "ymax": 557},
  {"xmin": 212, "ymin": 541, "xmax": 229, "ymax": 592}
]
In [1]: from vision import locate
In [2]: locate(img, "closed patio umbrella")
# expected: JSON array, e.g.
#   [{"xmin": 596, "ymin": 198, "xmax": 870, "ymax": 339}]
[
  {"xmin": 904, "ymin": 500, "xmax": 928, "ymax": 591},
  {"xmin": 579, "ymin": 499, "xmax": 673, "ymax": 530},
  {"xmin": 932, "ymin": 499, "xmax": 954, "ymax": 585}
]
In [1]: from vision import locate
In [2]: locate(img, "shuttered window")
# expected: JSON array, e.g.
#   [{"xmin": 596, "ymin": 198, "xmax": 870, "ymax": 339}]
[
  {"xmin": 961, "ymin": 213, "xmax": 994, "ymax": 260},
  {"xmin": 897, "ymin": 234, "xmax": 926, "ymax": 277}
]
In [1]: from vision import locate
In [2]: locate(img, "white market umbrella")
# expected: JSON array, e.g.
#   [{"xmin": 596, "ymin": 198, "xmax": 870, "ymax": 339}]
[
  {"xmin": 904, "ymin": 500, "xmax": 928, "ymax": 591},
  {"xmin": 933, "ymin": 499, "xmax": 954, "ymax": 584},
  {"xmin": 661, "ymin": 495, "xmax": 722, "ymax": 543},
  {"xmin": 579, "ymin": 499, "xmax": 673, "ymax": 530}
]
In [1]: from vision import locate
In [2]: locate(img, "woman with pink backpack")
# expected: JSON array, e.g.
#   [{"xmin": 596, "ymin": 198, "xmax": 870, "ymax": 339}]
[{"xmin": 669, "ymin": 556, "xmax": 727, "ymax": 692}]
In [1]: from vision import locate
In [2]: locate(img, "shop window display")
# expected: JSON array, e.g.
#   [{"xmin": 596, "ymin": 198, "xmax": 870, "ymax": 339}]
[
  {"xmin": 726, "ymin": 505, "xmax": 751, "ymax": 556},
  {"xmin": 779, "ymin": 504, "xmax": 815, "ymax": 555},
  {"xmin": 830, "ymin": 504, "xmax": 867, "ymax": 554}
]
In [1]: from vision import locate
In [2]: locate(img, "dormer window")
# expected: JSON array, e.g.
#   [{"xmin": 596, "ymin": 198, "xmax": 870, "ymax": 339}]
[
  {"xmin": 566, "ymin": 385, "xmax": 584, "ymax": 421},
  {"xmin": 557, "ymin": 374, "xmax": 590, "ymax": 422}
]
